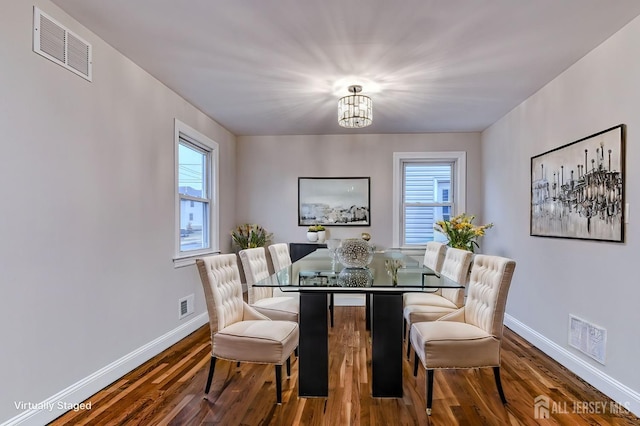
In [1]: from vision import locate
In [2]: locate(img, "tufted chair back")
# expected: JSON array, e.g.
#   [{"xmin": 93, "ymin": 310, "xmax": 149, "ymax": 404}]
[
  {"xmin": 239, "ymin": 247, "xmax": 273, "ymax": 304},
  {"xmin": 463, "ymin": 254, "xmax": 516, "ymax": 337},
  {"xmin": 439, "ymin": 247, "xmax": 474, "ymax": 307},
  {"xmin": 196, "ymin": 254, "xmax": 245, "ymax": 334},
  {"xmin": 423, "ymin": 242, "xmax": 446, "ymax": 273},
  {"xmin": 268, "ymin": 243, "xmax": 292, "ymax": 272}
]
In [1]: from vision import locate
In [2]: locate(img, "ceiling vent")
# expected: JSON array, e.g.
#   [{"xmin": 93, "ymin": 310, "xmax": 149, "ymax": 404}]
[{"xmin": 33, "ymin": 7, "xmax": 92, "ymax": 81}]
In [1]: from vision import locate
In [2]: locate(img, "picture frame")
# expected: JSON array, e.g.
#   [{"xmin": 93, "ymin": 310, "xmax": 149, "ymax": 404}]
[
  {"xmin": 530, "ymin": 124, "xmax": 625, "ymax": 242},
  {"xmin": 298, "ymin": 177, "xmax": 371, "ymax": 226}
]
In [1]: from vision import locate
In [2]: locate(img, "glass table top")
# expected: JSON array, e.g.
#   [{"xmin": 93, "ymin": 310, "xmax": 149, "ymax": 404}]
[{"xmin": 255, "ymin": 249, "xmax": 463, "ymax": 292}]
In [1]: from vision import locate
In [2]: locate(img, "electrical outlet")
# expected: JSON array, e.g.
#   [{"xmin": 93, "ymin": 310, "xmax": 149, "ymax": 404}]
[
  {"xmin": 625, "ymin": 203, "xmax": 629, "ymax": 224},
  {"xmin": 569, "ymin": 315, "xmax": 606, "ymax": 365}
]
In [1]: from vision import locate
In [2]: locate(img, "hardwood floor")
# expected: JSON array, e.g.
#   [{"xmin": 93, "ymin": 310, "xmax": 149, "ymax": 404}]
[{"xmin": 50, "ymin": 306, "xmax": 638, "ymax": 425}]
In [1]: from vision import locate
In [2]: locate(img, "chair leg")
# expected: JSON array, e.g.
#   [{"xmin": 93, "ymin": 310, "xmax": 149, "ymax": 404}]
[
  {"xmin": 403, "ymin": 318, "xmax": 407, "ymax": 340},
  {"xmin": 493, "ymin": 366, "xmax": 507, "ymax": 404},
  {"xmin": 286, "ymin": 357, "xmax": 291, "ymax": 376},
  {"xmin": 413, "ymin": 352, "xmax": 419, "ymax": 377},
  {"xmin": 294, "ymin": 347, "xmax": 298, "ymax": 358},
  {"xmin": 236, "ymin": 361, "xmax": 240, "ymax": 367},
  {"xmin": 275, "ymin": 364, "xmax": 282, "ymax": 404},
  {"xmin": 406, "ymin": 338, "xmax": 412, "ymax": 359},
  {"xmin": 204, "ymin": 356, "xmax": 216, "ymax": 394},
  {"xmin": 426, "ymin": 369, "xmax": 434, "ymax": 416}
]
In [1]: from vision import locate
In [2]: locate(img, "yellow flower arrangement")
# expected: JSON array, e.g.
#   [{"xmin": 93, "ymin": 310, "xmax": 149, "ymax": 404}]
[{"xmin": 434, "ymin": 214, "xmax": 493, "ymax": 252}]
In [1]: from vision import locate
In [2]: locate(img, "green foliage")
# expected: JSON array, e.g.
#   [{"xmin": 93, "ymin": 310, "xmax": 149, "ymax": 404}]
[{"xmin": 231, "ymin": 224, "xmax": 272, "ymax": 249}]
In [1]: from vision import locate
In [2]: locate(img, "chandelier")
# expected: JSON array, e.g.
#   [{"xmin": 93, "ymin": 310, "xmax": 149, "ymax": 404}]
[{"xmin": 338, "ymin": 85, "xmax": 372, "ymax": 128}]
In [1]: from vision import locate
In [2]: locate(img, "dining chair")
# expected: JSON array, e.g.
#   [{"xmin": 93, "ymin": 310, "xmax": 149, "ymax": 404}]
[
  {"xmin": 267, "ymin": 243, "xmax": 297, "ymax": 297},
  {"xmin": 403, "ymin": 242, "xmax": 447, "ymax": 308},
  {"xmin": 268, "ymin": 243, "xmax": 292, "ymax": 273},
  {"xmin": 196, "ymin": 254, "xmax": 299, "ymax": 404},
  {"xmin": 404, "ymin": 247, "xmax": 473, "ymax": 358},
  {"xmin": 268, "ymin": 243, "xmax": 335, "ymax": 327},
  {"xmin": 239, "ymin": 247, "xmax": 299, "ymax": 322},
  {"xmin": 410, "ymin": 254, "xmax": 516, "ymax": 415}
]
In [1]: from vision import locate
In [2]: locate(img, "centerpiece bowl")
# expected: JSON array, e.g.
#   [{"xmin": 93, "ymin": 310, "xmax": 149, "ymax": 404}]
[
  {"xmin": 336, "ymin": 238, "xmax": 374, "ymax": 268},
  {"xmin": 337, "ymin": 267, "xmax": 373, "ymax": 287}
]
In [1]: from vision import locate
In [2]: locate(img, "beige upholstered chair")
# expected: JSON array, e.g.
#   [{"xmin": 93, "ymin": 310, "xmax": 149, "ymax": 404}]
[
  {"xmin": 423, "ymin": 241, "xmax": 447, "ymax": 272},
  {"xmin": 267, "ymin": 243, "xmax": 298, "ymax": 298},
  {"xmin": 404, "ymin": 247, "xmax": 473, "ymax": 358},
  {"xmin": 239, "ymin": 247, "xmax": 299, "ymax": 322},
  {"xmin": 196, "ymin": 254, "xmax": 299, "ymax": 404},
  {"xmin": 268, "ymin": 243, "xmax": 292, "ymax": 272},
  {"xmin": 268, "ymin": 243, "xmax": 336, "ymax": 327},
  {"xmin": 403, "ymin": 242, "xmax": 447, "ymax": 308},
  {"xmin": 410, "ymin": 254, "xmax": 516, "ymax": 414}
]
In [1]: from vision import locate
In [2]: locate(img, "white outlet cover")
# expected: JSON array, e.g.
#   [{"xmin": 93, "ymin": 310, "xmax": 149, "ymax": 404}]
[
  {"xmin": 569, "ymin": 315, "xmax": 606, "ymax": 365},
  {"xmin": 625, "ymin": 203, "xmax": 629, "ymax": 224}
]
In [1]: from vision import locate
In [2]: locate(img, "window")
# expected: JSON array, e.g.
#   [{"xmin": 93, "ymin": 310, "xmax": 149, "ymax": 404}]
[
  {"xmin": 441, "ymin": 189, "xmax": 451, "ymax": 221},
  {"xmin": 392, "ymin": 152, "xmax": 466, "ymax": 247},
  {"xmin": 174, "ymin": 119, "xmax": 219, "ymax": 265}
]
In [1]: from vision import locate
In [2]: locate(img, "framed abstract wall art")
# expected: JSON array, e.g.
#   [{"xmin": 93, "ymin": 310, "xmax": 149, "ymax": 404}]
[
  {"xmin": 298, "ymin": 177, "xmax": 370, "ymax": 226},
  {"xmin": 530, "ymin": 124, "xmax": 625, "ymax": 242}
]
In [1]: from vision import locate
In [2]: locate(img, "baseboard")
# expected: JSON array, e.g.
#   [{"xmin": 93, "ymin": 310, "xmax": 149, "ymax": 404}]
[
  {"xmin": 1, "ymin": 313, "xmax": 208, "ymax": 426},
  {"xmin": 504, "ymin": 314, "xmax": 640, "ymax": 417}
]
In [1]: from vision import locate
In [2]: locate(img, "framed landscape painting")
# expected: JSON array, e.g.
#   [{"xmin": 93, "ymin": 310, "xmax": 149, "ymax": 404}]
[
  {"xmin": 530, "ymin": 124, "xmax": 625, "ymax": 242},
  {"xmin": 298, "ymin": 177, "xmax": 370, "ymax": 226}
]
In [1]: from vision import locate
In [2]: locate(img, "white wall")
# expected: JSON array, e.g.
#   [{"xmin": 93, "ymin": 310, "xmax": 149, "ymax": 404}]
[
  {"xmin": 0, "ymin": 1, "xmax": 236, "ymax": 423},
  {"xmin": 236, "ymin": 133, "xmax": 482, "ymax": 248},
  {"xmin": 482, "ymin": 15, "xmax": 640, "ymax": 414}
]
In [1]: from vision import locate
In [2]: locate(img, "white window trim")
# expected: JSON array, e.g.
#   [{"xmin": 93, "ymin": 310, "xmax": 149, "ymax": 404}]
[
  {"xmin": 173, "ymin": 119, "xmax": 220, "ymax": 268},
  {"xmin": 392, "ymin": 151, "xmax": 466, "ymax": 248}
]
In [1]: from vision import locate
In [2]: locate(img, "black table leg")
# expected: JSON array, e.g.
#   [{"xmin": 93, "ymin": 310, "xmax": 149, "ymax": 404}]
[
  {"xmin": 371, "ymin": 292, "xmax": 403, "ymax": 397},
  {"xmin": 365, "ymin": 293, "xmax": 371, "ymax": 331},
  {"xmin": 299, "ymin": 292, "xmax": 329, "ymax": 397},
  {"xmin": 329, "ymin": 293, "xmax": 334, "ymax": 327}
]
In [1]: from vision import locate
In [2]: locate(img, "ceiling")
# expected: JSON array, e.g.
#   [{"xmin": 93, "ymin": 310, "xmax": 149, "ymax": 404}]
[{"xmin": 52, "ymin": 0, "xmax": 640, "ymax": 136}]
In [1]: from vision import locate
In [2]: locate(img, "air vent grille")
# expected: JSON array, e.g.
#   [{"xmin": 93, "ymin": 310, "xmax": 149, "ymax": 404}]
[
  {"xmin": 33, "ymin": 7, "xmax": 92, "ymax": 81},
  {"xmin": 67, "ymin": 33, "xmax": 90, "ymax": 76},
  {"xmin": 178, "ymin": 294, "xmax": 195, "ymax": 320},
  {"xmin": 39, "ymin": 14, "xmax": 66, "ymax": 63}
]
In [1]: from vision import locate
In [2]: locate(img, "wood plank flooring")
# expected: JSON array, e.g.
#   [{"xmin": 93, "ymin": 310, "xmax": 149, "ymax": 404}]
[{"xmin": 50, "ymin": 306, "xmax": 638, "ymax": 425}]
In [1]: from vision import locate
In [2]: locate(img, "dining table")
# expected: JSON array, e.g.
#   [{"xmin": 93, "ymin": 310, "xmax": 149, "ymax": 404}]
[{"xmin": 253, "ymin": 248, "xmax": 464, "ymax": 398}]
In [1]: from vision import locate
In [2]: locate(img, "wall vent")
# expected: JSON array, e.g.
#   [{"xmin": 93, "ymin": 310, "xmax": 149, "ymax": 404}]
[
  {"xmin": 33, "ymin": 7, "xmax": 92, "ymax": 81},
  {"xmin": 569, "ymin": 315, "xmax": 607, "ymax": 365},
  {"xmin": 178, "ymin": 294, "xmax": 195, "ymax": 320}
]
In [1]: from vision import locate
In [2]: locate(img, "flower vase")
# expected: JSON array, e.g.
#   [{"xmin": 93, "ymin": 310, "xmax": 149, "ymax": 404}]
[
  {"xmin": 317, "ymin": 230, "xmax": 326, "ymax": 243},
  {"xmin": 307, "ymin": 231, "xmax": 318, "ymax": 242}
]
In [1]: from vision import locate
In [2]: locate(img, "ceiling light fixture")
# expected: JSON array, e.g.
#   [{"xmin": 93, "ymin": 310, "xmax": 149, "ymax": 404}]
[{"xmin": 338, "ymin": 85, "xmax": 372, "ymax": 128}]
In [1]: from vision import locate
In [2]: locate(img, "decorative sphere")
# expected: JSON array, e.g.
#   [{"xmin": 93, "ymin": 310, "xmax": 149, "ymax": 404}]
[
  {"xmin": 337, "ymin": 268, "xmax": 372, "ymax": 287},
  {"xmin": 336, "ymin": 238, "xmax": 374, "ymax": 267}
]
